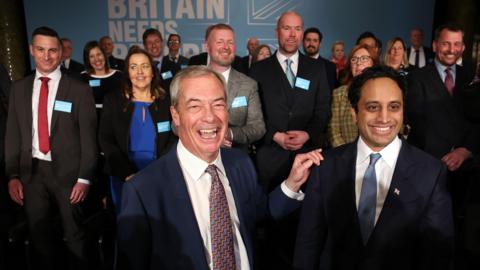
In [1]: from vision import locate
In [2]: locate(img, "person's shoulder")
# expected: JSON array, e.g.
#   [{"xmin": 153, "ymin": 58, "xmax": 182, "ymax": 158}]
[
  {"xmin": 402, "ymin": 142, "xmax": 443, "ymax": 168},
  {"xmin": 231, "ymin": 68, "xmax": 256, "ymax": 85}
]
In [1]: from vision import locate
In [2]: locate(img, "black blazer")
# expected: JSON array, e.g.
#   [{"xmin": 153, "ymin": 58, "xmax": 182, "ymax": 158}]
[
  {"xmin": 99, "ymin": 90, "xmax": 175, "ymax": 180},
  {"xmin": 294, "ymin": 141, "xmax": 454, "ymax": 270},
  {"xmin": 108, "ymin": 55, "xmax": 125, "ymax": 71},
  {"xmin": 317, "ymin": 56, "xmax": 338, "ymax": 91},
  {"xmin": 249, "ymin": 51, "xmax": 331, "ymax": 147},
  {"xmin": 188, "ymin": 52, "xmax": 248, "ymax": 74},
  {"xmin": 407, "ymin": 63, "xmax": 478, "ymax": 158},
  {"xmin": 5, "ymin": 73, "xmax": 98, "ymax": 186},
  {"xmin": 156, "ymin": 57, "xmax": 180, "ymax": 92}
]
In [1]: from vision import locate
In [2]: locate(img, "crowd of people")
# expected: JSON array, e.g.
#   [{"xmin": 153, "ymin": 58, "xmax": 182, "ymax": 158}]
[{"xmin": 1, "ymin": 9, "xmax": 480, "ymax": 270}]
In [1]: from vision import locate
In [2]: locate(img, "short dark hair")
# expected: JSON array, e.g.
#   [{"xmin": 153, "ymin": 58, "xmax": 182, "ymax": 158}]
[
  {"xmin": 303, "ymin": 27, "xmax": 323, "ymax": 42},
  {"xmin": 168, "ymin": 34, "xmax": 181, "ymax": 44},
  {"xmin": 348, "ymin": 65, "xmax": 406, "ymax": 111},
  {"xmin": 32, "ymin": 26, "xmax": 61, "ymax": 45},
  {"xmin": 142, "ymin": 28, "xmax": 163, "ymax": 45},
  {"xmin": 434, "ymin": 23, "xmax": 464, "ymax": 41},
  {"xmin": 204, "ymin": 24, "xmax": 234, "ymax": 41},
  {"xmin": 356, "ymin": 31, "xmax": 377, "ymax": 46}
]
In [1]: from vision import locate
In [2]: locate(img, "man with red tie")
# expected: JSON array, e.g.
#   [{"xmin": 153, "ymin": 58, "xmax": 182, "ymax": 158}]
[{"xmin": 5, "ymin": 26, "xmax": 97, "ymax": 269}]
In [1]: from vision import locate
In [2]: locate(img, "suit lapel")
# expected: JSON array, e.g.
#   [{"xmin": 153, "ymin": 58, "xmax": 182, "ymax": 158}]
[
  {"xmin": 227, "ymin": 69, "xmax": 239, "ymax": 110},
  {"xmin": 167, "ymin": 147, "xmax": 210, "ymax": 267},
  {"xmin": 373, "ymin": 142, "xmax": 418, "ymax": 235},
  {"xmin": 50, "ymin": 74, "xmax": 70, "ymax": 133},
  {"xmin": 24, "ymin": 76, "xmax": 35, "ymax": 140}
]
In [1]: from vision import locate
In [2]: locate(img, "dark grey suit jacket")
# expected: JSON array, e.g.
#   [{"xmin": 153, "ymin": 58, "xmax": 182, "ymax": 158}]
[{"xmin": 5, "ymin": 73, "xmax": 97, "ymax": 186}]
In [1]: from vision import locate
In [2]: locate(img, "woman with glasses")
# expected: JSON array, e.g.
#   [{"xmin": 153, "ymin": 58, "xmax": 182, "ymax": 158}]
[
  {"xmin": 383, "ymin": 37, "xmax": 412, "ymax": 76},
  {"xmin": 328, "ymin": 44, "xmax": 378, "ymax": 147},
  {"xmin": 99, "ymin": 46, "xmax": 175, "ymax": 210},
  {"xmin": 81, "ymin": 41, "xmax": 122, "ymax": 115}
]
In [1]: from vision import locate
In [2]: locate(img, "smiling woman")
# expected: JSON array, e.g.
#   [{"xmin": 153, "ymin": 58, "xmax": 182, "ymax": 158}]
[{"xmin": 99, "ymin": 46, "xmax": 175, "ymax": 212}]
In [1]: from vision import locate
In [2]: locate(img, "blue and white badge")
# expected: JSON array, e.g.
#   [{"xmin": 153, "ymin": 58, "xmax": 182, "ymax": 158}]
[
  {"xmin": 89, "ymin": 79, "xmax": 101, "ymax": 87},
  {"xmin": 231, "ymin": 96, "xmax": 248, "ymax": 108},
  {"xmin": 157, "ymin": 121, "xmax": 171, "ymax": 133},
  {"xmin": 180, "ymin": 65, "xmax": 187, "ymax": 69},
  {"xmin": 161, "ymin": 71, "xmax": 173, "ymax": 80},
  {"xmin": 54, "ymin": 100, "xmax": 72, "ymax": 113},
  {"xmin": 295, "ymin": 77, "xmax": 310, "ymax": 91}
]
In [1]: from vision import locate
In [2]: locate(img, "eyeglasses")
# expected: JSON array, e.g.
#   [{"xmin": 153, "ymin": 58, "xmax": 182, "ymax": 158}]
[
  {"xmin": 168, "ymin": 40, "xmax": 180, "ymax": 45},
  {"xmin": 350, "ymin": 55, "xmax": 371, "ymax": 64}
]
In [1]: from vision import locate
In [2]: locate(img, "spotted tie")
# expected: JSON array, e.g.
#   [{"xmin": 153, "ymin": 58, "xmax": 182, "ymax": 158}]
[{"xmin": 206, "ymin": 164, "xmax": 235, "ymax": 270}]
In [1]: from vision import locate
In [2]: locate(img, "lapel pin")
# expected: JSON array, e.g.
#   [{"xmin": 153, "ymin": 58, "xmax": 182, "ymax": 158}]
[{"xmin": 394, "ymin": 188, "xmax": 400, "ymax": 196}]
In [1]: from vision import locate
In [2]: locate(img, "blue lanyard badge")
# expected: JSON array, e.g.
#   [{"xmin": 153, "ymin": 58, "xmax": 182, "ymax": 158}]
[
  {"xmin": 161, "ymin": 71, "xmax": 173, "ymax": 80},
  {"xmin": 157, "ymin": 121, "xmax": 171, "ymax": 133},
  {"xmin": 54, "ymin": 100, "xmax": 73, "ymax": 113},
  {"xmin": 231, "ymin": 96, "xmax": 248, "ymax": 108},
  {"xmin": 295, "ymin": 77, "xmax": 310, "ymax": 91},
  {"xmin": 89, "ymin": 79, "xmax": 101, "ymax": 87}
]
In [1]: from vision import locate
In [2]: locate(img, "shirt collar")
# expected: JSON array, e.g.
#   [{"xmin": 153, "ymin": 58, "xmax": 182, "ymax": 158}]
[
  {"xmin": 35, "ymin": 65, "xmax": 62, "ymax": 80},
  {"xmin": 356, "ymin": 136, "xmax": 402, "ymax": 168},
  {"xmin": 276, "ymin": 50, "xmax": 299, "ymax": 66},
  {"xmin": 220, "ymin": 67, "xmax": 232, "ymax": 83},
  {"xmin": 434, "ymin": 58, "xmax": 456, "ymax": 75},
  {"xmin": 176, "ymin": 140, "xmax": 226, "ymax": 181}
]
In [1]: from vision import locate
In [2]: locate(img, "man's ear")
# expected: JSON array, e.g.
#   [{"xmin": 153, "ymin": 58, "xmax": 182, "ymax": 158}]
[
  {"xmin": 170, "ymin": 106, "xmax": 180, "ymax": 127},
  {"xmin": 350, "ymin": 107, "xmax": 358, "ymax": 124}
]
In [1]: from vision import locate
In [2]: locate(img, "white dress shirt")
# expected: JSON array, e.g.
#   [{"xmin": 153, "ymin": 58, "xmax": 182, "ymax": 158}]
[
  {"xmin": 408, "ymin": 46, "xmax": 426, "ymax": 68},
  {"xmin": 177, "ymin": 140, "xmax": 303, "ymax": 270},
  {"xmin": 355, "ymin": 136, "xmax": 402, "ymax": 224},
  {"xmin": 32, "ymin": 66, "xmax": 62, "ymax": 161},
  {"xmin": 276, "ymin": 50, "xmax": 299, "ymax": 76}
]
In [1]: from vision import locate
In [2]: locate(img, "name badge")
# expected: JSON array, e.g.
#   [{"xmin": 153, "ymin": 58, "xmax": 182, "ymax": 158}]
[
  {"xmin": 89, "ymin": 79, "xmax": 101, "ymax": 87},
  {"xmin": 54, "ymin": 100, "xmax": 72, "ymax": 113},
  {"xmin": 295, "ymin": 77, "xmax": 310, "ymax": 91},
  {"xmin": 161, "ymin": 71, "xmax": 173, "ymax": 80},
  {"xmin": 157, "ymin": 121, "xmax": 171, "ymax": 133},
  {"xmin": 231, "ymin": 96, "xmax": 248, "ymax": 108},
  {"xmin": 180, "ymin": 65, "xmax": 187, "ymax": 69}
]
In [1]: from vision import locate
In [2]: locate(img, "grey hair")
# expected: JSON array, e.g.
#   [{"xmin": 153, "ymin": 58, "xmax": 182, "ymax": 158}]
[{"xmin": 170, "ymin": 65, "xmax": 227, "ymax": 108}]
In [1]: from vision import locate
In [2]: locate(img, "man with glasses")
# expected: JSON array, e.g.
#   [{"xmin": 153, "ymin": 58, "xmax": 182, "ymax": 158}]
[{"xmin": 166, "ymin": 34, "xmax": 189, "ymax": 68}]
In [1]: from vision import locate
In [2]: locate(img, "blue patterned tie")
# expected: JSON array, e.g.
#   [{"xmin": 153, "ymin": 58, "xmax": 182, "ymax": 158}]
[
  {"xmin": 358, "ymin": 153, "xmax": 381, "ymax": 245},
  {"xmin": 285, "ymin": 58, "xmax": 295, "ymax": 88},
  {"xmin": 206, "ymin": 164, "xmax": 236, "ymax": 270}
]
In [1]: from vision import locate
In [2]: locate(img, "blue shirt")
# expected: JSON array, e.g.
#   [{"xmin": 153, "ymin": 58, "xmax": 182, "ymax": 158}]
[{"xmin": 129, "ymin": 101, "xmax": 156, "ymax": 170}]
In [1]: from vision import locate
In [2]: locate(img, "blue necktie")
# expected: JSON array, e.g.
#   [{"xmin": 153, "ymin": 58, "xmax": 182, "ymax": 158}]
[
  {"xmin": 285, "ymin": 58, "xmax": 295, "ymax": 88},
  {"xmin": 358, "ymin": 153, "xmax": 381, "ymax": 245}
]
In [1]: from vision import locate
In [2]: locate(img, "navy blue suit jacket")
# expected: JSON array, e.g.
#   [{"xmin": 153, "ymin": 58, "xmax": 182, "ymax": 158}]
[
  {"xmin": 117, "ymin": 143, "xmax": 302, "ymax": 270},
  {"xmin": 294, "ymin": 141, "xmax": 454, "ymax": 270}
]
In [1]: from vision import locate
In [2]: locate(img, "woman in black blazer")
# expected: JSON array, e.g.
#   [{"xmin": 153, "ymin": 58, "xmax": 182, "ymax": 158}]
[{"xmin": 99, "ymin": 46, "xmax": 175, "ymax": 210}]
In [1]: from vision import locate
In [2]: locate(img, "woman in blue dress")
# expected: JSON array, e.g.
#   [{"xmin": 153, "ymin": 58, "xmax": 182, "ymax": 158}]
[{"xmin": 99, "ymin": 46, "xmax": 175, "ymax": 210}]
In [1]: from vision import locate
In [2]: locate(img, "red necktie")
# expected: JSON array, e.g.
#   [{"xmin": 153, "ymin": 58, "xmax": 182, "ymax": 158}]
[
  {"xmin": 38, "ymin": 77, "xmax": 50, "ymax": 154},
  {"xmin": 444, "ymin": 67, "xmax": 454, "ymax": 96},
  {"xmin": 206, "ymin": 164, "xmax": 236, "ymax": 270}
]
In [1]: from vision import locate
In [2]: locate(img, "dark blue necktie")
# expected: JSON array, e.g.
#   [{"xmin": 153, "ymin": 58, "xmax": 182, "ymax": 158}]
[{"xmin": 358, "ymin": 153, "xmax": 381, "ymax": 245}]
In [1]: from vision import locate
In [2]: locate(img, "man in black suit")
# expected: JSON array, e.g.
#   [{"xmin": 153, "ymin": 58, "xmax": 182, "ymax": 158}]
[
  {"xmin": 99, "ymin": 35, "xmax": 125, "ymax": 70},
  {"xmin": 407, "ymin": 23, "xmax": 479, "ymax": 267},
  {"xmin": 407, "ymin": 27, "xmax": 434, "ymax": 68},
  {"xmin": 5, "ymin": 26, "xmax": 97, "ymax": 270},
  {"xmin": 303, "ymin": 27, "xmax": 338, "ymax": 91},
  {"xmin": 143, "ymin": 28, "xmax": 180, "ymax": 90},
  {"xmin": 166, "ymin": 34, "xmax": 189, "ymax": 68},
  {"xmin": 60, "ymin": 38, "xmax": 84, "ymax": 75},
  {"xmin": 240, "ymin": 37, "xmax": 259, "ymax": 73},
  {"xmin": 249, "ymin": 11, "xmax": 331, "ymax": 269},
  {"xmin": 294, "ymin": 65, "xmax": 454, "ymax": 270}
]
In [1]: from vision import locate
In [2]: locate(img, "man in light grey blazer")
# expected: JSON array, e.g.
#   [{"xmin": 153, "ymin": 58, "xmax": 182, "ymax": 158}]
[{"xmin": 204, "ymin": 23, "xmax": 265, "ymax": 151}]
